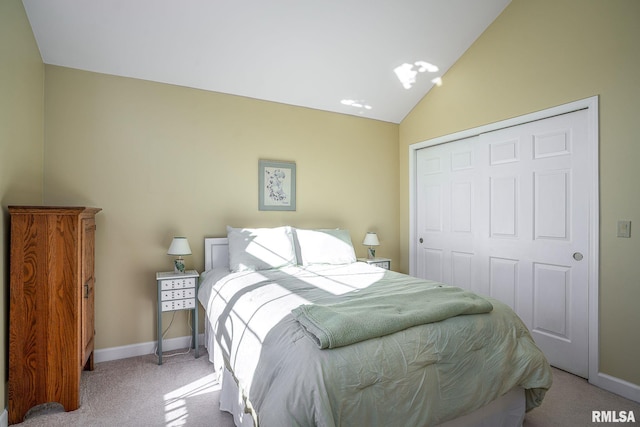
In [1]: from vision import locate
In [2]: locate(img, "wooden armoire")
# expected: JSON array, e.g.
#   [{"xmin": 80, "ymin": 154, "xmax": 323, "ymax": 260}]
[{"xmin": 8, "ymin": 206, "xmax": 101, "ymax": 425}]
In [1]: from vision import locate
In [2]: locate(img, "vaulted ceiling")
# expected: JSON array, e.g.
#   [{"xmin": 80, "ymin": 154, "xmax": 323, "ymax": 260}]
[{"xmin": 22, "ymin": 0, "xmax": 510, "ymax": 123}]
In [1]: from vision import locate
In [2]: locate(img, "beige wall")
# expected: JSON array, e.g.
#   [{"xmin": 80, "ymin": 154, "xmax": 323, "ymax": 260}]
[
  {"xmin": 43, "ymin": 65, "xmax": 400, "ymax": 349},
  {"xmin": 0, "ymin": 0, "xmax": 45, "ymax": 412},
  {"xmin": 399, "ymin": 0, "xmax": 640, "ymax": 386}
]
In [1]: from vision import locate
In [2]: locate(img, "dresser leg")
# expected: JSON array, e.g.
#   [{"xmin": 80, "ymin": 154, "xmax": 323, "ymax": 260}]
[{"xmin": 84, "ymin": 352, "xmax": 95, "ymax": 371}]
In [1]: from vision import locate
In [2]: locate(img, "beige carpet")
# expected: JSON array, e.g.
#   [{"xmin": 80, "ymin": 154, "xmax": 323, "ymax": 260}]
[
  {"xmin": 14, "ymin": 347, "xmax": 234, "ymax": 427},
  {"xmin": 524, "ymin": 368, "xmax": 640, "ymax": 426},
  {"xmin": 12, "ymin": 347, "xmax": 640, "ymax": 426}
]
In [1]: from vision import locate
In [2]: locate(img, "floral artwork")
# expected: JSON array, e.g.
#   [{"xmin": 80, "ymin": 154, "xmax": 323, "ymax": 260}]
[
  {"xmin": 259, "ymin": 160, "xmax": 296, "ymax": 211},
  {"xmin": 266, "ymin": 168, "xmax": 288, "ymax": 203}
]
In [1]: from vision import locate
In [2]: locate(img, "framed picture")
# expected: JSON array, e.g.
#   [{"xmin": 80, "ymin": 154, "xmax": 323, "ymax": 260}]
[{"xmin": 258, "ymin": 160, "xmax": 296, "ymax": 211}]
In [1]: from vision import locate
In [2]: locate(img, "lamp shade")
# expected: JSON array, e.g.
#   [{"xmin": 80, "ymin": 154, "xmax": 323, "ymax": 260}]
[
  {"xmin": 362, "ymin": 232, "xmax": 380, "ymax": 246},
  {"xmin": 167, "ymin": 237, "xmax": 192, "ymax": 256}
]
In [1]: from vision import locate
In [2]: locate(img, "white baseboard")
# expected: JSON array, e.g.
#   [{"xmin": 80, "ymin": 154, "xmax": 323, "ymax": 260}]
[
  {"xmin": 1, "ymin": 409, "xmax": 7, "ymax": 427},
  {"xmin": 592, "ymin": 372, "xmax": 640, "ymax": 404},
  {"xmin": 94, "ymin": 333, "xmax": 206, "ymax": 364}
]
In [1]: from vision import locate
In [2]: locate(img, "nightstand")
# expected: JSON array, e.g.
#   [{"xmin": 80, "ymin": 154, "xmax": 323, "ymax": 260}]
[
  {"xmin": 358, "ymin": 257, "xmax": 391, "ymax": 270},
  {"xmin": 156, "ymin": 270, "xmax": 199, "ymax": 365}
]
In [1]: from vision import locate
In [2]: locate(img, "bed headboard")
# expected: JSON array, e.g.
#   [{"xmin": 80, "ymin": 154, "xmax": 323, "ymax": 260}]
[{"xmin": 204, "ymin": 237, "xmax": 229, "ymax": 271}]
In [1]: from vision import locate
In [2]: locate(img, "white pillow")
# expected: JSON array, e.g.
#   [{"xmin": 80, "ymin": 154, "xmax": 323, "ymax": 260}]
[
  {"xmin": 294, "ymin": 228, "xmax": 357, "ymax": 266},
  {"xmin": 227, "ymin": 226, "xmax": 297, "ymax": 272}
]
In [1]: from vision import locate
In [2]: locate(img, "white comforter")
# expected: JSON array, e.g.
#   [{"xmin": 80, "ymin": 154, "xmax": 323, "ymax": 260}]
[{"xmin": 198, "ymin": 263, "xmax": 552, "ymax": 427}]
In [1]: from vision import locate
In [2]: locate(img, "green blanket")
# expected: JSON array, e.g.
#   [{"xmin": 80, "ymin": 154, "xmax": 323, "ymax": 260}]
[{"xmin": 291, "ymin": 281, "xmax": 494, "ymax": 349}]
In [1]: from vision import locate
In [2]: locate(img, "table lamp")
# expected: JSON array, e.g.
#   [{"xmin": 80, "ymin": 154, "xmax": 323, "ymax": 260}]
[
  {"xmin": 167, "ymin": 237, "xmax": 192, "ymax": 273},
  {"xmin": 362, "ymin": 232, "xmax": 380, "ymax": 259}
]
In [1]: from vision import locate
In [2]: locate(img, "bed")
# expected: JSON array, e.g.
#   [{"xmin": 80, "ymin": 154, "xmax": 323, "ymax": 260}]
[{"xmin": 198, "ymin": 227, "xmax": 552, "ymax": 427}]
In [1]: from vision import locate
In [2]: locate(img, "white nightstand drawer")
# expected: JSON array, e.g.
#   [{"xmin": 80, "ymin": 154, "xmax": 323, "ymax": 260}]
[
  {"xmin": 161, "ymin": 298, "xmax": 196, "ymax": 312},
  {"xmin": 371, "ymin": 260, "xmax": 390, "ymax": 270},
  {"xmin": 160, "ymin": 277, "xmax": 197, "ymax": 290},
  {"xmin": 358, "ymin": 257, "xmax": 391, "ymax": 270},
  {"xmin": 161, "ymin": 288, "xmax": 195, "ymax": 301}
]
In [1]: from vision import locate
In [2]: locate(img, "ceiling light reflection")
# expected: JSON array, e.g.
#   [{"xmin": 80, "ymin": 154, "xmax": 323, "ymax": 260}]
[
  {"xmin": 341, "ymin": 99, "xmax": 373, "ymax": 110},
  {"xmin": 415, "ymin": 61, "xmax": 439, "ymax": 73},
  {"xmin": 394, "ymin": 61, "xmax": 439, "ymax": 89},
  {"xmin": 394, "ymin": 63, "xmax": 417, "ymax": 89}
]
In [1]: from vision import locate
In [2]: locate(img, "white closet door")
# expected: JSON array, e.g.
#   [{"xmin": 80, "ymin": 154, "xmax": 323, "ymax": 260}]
[
  {"xmin": 416, "ymin": 136, "xmax": 480, "ymax": 292},
  {"xmin": 416, "ymin": 109, "xmax": 590, "ymax": 378}
]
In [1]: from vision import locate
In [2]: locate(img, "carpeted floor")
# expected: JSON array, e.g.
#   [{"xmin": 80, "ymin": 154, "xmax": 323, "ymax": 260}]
[
  {"xmin": 14, "ymin": 347, "xmax": 234, "ymax": 427},
  {"xmin": 523, "ymin": 367, "xmax": 640, "ymax": 426},
  {"xmin": 12, "ymin": 347, "xmax": 640, "ymax": 426}
]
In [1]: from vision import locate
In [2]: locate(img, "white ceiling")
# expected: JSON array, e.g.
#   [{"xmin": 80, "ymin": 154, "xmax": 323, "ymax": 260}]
[{"xmin": 22, "ymin": 0, "xmax": 510, "ymax": 124}]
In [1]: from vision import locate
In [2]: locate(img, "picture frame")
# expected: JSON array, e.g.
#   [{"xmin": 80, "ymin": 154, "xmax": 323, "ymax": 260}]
[{"xmin": 258, "ymin": 159, "xmax": 296, "ymax": 211}]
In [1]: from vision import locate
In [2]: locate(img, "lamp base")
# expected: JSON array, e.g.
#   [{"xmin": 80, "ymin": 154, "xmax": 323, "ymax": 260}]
[
  {"xmin": 367, "ymin": 248, "xmax": 376, "ymax": 259},
  {"xmin": 173, "ymin": 258, "xmax": 186, "ymax": 274}
]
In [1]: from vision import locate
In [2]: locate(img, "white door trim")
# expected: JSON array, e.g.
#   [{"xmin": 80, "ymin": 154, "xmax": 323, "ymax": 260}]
[{"xmin": 408, "ymin": 96, "xmax": 599, "ymax": 383}]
